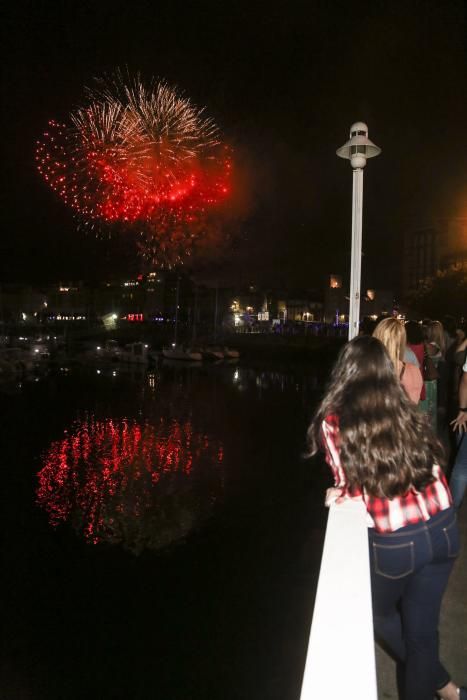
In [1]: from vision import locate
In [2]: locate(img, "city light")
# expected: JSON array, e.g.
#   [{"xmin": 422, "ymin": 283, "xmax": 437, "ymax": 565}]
[{"xmin": 329, "ymin": 275, "xmax": 342, "ymax": 289}]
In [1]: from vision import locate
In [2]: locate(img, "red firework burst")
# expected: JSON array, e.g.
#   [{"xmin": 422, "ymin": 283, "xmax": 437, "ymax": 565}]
[{"xmin": 36, "ymin": 75, "xmax": 232, "ymax": 266}]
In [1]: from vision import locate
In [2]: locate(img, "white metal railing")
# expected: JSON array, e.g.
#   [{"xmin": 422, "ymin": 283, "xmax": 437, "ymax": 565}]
[{"xmin": 299, "ymin": 499, "xmax": 377, "ymax": 699}]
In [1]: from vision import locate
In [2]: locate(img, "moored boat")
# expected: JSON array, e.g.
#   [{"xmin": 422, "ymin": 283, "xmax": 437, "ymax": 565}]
[
  {"xmin": 223, "ymin": 347, "xmax": 240, "ymax": 359},
  {"xmin": 162, "ymin": 345, "xmax": 203, "ymax": 361},
  {"xmin": 120, "ymin": 342, "xmax": 149, "ymax": 365},
  {"xmin": 202, "ymin": 346, "xmax": 225, "ymax": 361}
]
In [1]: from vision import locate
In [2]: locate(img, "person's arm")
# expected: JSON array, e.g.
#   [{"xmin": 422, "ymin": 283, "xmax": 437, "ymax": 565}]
[
  {"xmin": 401, "ymin": 363, "xmax": 423, "ymax": 403},
  {"xmin": 320, "ymin": 419, "xmax": 349, "ymax": 505},
  {"xmin": 321, "ymin": 419, "xmax": 346, "ymax": 488},
  {"xmin": 320, "ymin": 420, "xmax": 365, "ymax": 505},
  {"xmin": 451, "ymin": 369, "xmax": 467, "ymax": 432},
  {"xmin": 414, "ymin": 364, "xmax": 424, "ymax": 402}
]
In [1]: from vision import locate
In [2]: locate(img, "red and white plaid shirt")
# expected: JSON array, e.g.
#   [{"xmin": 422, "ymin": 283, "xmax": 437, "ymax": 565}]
[{"xmin": 321, "ymin": 415, "xmax": 452, "ymax": 533}]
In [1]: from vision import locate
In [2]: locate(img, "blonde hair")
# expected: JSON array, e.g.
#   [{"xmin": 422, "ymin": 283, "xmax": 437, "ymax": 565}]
[
  {"xmin": 427, "ymin": 320, "xmax": 446, "ymax": 356},
  {"xmin": 372, "ymin": 317, "xmax": 406, "ymax": 371}
]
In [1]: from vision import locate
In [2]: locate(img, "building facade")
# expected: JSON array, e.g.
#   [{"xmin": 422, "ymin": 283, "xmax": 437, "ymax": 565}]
[{"xmin": 403, "ymin": 218, "xmax": 467, "ymax": 295}]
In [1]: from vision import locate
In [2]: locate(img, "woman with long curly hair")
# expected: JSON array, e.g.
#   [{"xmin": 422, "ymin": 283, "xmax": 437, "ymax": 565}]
[{"xmin": 308, "ymin": 336, "xmax": 464, "ymax": 700}]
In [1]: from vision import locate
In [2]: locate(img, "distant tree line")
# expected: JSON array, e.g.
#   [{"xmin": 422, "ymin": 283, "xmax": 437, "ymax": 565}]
[{"xmin": 407, "ymin": 263, "xmax": 467, "ymax": 319}]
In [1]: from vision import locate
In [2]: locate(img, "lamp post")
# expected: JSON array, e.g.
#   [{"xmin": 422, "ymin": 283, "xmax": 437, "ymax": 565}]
[{"xmin": 337, "ymin": 122, "xmax": 381, "ymax": 340}]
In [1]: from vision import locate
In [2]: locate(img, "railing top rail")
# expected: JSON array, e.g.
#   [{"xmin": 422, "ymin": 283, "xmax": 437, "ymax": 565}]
[{"xmin": 299, "ymin": 499, "xmax": 377, "ymax": 700}]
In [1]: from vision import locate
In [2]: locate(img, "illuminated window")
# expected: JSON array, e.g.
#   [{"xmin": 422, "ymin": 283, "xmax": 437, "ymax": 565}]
[{"xmin": 330, "ymin": 275, "xmax": 342, "ymax": 289}]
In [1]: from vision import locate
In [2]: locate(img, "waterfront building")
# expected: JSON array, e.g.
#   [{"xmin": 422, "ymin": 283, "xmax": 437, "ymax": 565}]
[
  {"xmin": 323, "ymin": 274, "xmax": 394, "ymax": 325},
  {"xmin": 402, "ymin": 217, "xmax": 467, "ymax": 295}
]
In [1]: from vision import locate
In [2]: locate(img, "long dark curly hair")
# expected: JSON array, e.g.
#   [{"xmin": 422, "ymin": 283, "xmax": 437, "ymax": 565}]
[{"xmin": 308, "ymin": 335, "xmax": 444, "ymax": 498}]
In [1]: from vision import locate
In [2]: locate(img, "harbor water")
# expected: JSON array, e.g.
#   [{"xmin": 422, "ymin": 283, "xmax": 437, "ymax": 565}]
[{"xmin": 2, "ymin": 360, "xmax": 332, "ymax": 700}]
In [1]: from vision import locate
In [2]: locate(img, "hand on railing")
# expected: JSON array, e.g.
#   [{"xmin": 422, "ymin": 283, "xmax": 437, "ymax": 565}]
[
  {"xmin": 325, "ymin": 487, "xmax": 365, "ymax": 508},
  {"xmin": 325, "ymin": 487, "xmax": 346, "ymax": 506}
]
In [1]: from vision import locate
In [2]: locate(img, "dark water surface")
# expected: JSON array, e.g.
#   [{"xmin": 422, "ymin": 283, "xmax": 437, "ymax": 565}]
[{"xmin": 2, "ymin": 361, "xmax": 331, "ymax": 700}]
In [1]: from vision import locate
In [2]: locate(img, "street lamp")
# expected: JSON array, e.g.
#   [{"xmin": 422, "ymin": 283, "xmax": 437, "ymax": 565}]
[{"xmin": 337, "ymin": 122, "xmax": 381, "ymax": 340}]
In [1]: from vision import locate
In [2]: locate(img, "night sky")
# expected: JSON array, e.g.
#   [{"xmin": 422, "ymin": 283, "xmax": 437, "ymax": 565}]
[{"xmin": 2, "ymin": 0, "xmax": 467, "ymax": 291}]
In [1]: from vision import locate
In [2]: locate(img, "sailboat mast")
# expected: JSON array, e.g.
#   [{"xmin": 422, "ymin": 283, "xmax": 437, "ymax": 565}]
[
  {"xmin": 213, "ymin": 282, "xmax": 219, "ymax": 341},
  {"xmin": 174, "ymin": 276, "xmax": 180, "ymax": 346},
  {"xmin": 192, "ymin": 284, "xmax": 198, "ymax": 342}
]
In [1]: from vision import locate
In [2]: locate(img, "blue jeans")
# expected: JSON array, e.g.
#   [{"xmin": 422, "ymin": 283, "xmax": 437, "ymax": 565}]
[
  {"xmin": 368, "ymin": 507, "xmax": 459, "ymax": 700},
  {"xmin": 450, "ymin": 432, "xmax": 467, "ymax": 509}
]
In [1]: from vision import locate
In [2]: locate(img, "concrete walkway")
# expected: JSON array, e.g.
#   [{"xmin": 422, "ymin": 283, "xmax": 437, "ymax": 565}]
[{"xmin": 376, "ymin": 503, "xmax": 467, "ymax": 698}]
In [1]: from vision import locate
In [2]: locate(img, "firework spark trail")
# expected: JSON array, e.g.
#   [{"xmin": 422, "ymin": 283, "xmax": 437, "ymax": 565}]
[{"xmin": 36, "ymin": 72, "xmax": 231, "ymax": 265}]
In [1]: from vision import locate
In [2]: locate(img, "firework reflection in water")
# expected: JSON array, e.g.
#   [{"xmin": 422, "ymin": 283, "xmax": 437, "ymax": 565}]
[
  {"xmin": 35, "ymin": 72, "xmax": 232, "ymax": 266},
  {"xmin": 36, "ymin": 412, "xmax": 224, "ymax": 554}
]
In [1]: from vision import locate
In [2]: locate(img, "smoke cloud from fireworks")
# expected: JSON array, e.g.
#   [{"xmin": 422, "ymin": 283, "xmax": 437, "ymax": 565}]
[{"xmin": 36, "ymin": 73, "xmax": 232, "ymax": 266}]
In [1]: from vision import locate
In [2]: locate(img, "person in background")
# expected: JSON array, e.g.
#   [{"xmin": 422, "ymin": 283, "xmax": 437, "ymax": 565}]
[
  {"xmin": 373, "ymin": 317, "xmax": 423, "ymax": 404},
  {"xmin": 426, "ymin": 321, "xmax": 448, "ymax": 436},
  {"xmin": 443, "ymin": 316, "xmax": 457, "ymax": 355},
  {"xmin": 454, "ymin": 323, "xmax": 466, "ymax": 346},
  {"xmin": 426, "ymin": 320, "xmax": 446, "ymax": 369},
  {"xmin": 451, "ymin": 331, "xmax": 467, "ymax": 405},
  {"xmin": 449, "ymin": 360, "xmax": 467, "ymax": 509},
  {"xmin": 308, "ymin": 336, "xmax": 464, "ymax": 700},
  {"xmin": 406, "ymin": 319, "xmax": 427, "ymax": 403},
  {"xmin": 359, "ymin": 316, "xmax": 378, "ymax": 336},
  {"xmin": 405, "ymin": 321, "xmax": 424, "ymax": 367}
]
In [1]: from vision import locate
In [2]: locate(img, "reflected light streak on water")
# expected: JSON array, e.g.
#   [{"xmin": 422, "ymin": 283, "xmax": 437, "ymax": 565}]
[{"xmin": 36, "ymin": 413, "xmax": 224, "ymax": 554}]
